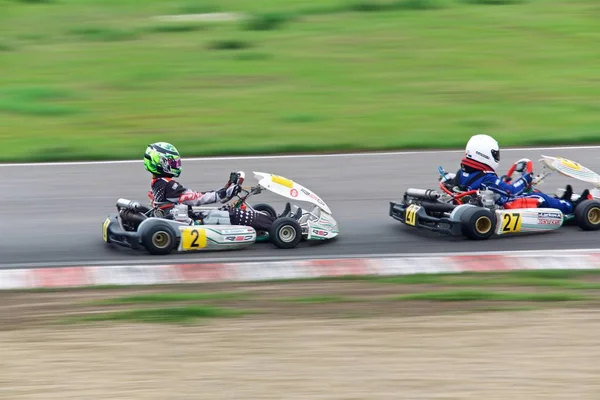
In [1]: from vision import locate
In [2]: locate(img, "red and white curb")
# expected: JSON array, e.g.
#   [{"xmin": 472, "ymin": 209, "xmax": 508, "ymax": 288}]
[{"xmin": 2, "ymin": 251, "xmax": 600, "ymax": 290}]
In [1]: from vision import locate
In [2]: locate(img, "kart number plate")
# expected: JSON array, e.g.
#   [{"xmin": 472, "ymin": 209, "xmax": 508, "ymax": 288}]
[
  {"xmin": 102, "ymin": 217, "xmax": 110, "ymax": 242},
  {"xmin": 405, "ymin": 204, "xmax": 421, "ymax": 226},
  {"xmin": 271, "ymin": 175, "xmax": 294, "ymax": 189},
  {"xmin": 500, "ymin": 212, "xmax": 522, "ymax": 234},
  {"xmin": 181, "ymin": 227, "xmax": 207, "ymax": 250}
]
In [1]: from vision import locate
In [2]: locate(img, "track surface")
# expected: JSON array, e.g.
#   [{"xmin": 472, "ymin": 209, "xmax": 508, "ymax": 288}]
[{"xmin": 2, "ymin": 147, "xmax": 600, "ymax": 268}]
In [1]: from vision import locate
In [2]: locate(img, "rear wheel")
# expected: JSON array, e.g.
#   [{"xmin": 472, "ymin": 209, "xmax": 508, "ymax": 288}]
[
  {"xmin": 140, "ymin": 221, "xmax": 177, "ymax": 255},
  {"xmin": 460, "ymin": 208, "xmax": 496, "ymax": 240},
  {"xmin": 574, "ymin": 200, "xmax": 600, "ymax": 231},
  {"xmin": 269, "ymin": 217, "xmax": 302, "ymax": 249}
]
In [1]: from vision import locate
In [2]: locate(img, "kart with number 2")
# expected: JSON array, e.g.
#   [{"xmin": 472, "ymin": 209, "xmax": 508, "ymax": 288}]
[
  {"xmin": 389, "ymin": 155, "xmax": 600, "ymax": 240},
  {"xmin": 102, "ymin": 171, "xmax": 339, "ymax": 255}
]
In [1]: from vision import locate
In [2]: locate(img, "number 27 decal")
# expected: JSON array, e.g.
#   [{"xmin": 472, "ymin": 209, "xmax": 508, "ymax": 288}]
[{"xmin": 501, "ymin": 212, "xmax": 522, "ymax": 233}]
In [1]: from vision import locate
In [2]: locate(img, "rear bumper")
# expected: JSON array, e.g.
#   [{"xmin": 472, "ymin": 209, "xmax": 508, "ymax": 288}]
[
  {"xmin": 103, "ymin": 216, "xmax": 142, "ymax": 250},
  {"xmin": 389, "ymin": 201, "xmax": 463, "ymax": 236}
]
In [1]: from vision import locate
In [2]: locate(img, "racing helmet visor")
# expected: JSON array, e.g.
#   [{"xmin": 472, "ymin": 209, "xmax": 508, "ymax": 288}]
[
  {"xmin": 491, "ymin": 148, "xmax": 500, "ymax": 163},
  {"xmin": 167, "ymin": 158, "xmax": 181, "ymax": 169}
]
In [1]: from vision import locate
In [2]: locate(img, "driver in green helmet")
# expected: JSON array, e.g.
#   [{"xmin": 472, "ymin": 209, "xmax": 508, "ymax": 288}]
[{"xmin": 143, "ymin": 142, "xmax": 301, "ymax": 229}]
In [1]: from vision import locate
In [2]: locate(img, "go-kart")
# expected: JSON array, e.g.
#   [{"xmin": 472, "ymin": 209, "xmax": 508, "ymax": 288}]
[
  {"xmin": 102, "ymin": 171, "xmax": 339, "ymax": 255},
  {"xmin": 389, "ymin": 155, "xmax": 600, "ymax": 240}
]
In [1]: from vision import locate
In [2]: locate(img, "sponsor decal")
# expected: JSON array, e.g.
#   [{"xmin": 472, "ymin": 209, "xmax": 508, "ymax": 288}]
[
  {"xmin": 290, "ymin": 188, "xmax": 298, "ymax": 197},
  {"xmin": 221, "ymin": 229, "xmax": 251, "ymax": 234},
  {"xmin": 476, "ymin": 151, "xmax": 490, "ymax": 160},
  {"xmin": 225, "ymin": 235, "xmax": 253, "ymax": 242},
  {"xmin": 538, "ymin": 212, "xmax": 562, "ymax": 219},
  {"xmin": 538, "ymin": 218, "xmax": 561, "ymax": 225},
  {"xmin": 301, "ymin": 188, "xmax": 326, "ymax": 206},
  {"xmin": 312, "ymin": 229, "xmax": 329, "ymax": 237}
]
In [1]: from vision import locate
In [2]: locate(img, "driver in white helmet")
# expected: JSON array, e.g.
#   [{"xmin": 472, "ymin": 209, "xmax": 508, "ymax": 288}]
[{"xmin": 452, "ymin": 134, "xmax": 589, "ymax": 214}]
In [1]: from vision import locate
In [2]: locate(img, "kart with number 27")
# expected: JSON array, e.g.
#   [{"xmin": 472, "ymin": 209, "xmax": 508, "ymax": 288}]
[
  {"xmin": 102, "ymin": 171, "xmax": 339, "ymax": 255},
  {"xmin": 389, "ymin": 155, "xmax": 600, "ymax": 240}
]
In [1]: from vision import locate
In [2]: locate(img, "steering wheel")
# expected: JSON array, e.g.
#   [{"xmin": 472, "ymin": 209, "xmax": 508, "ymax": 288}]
[{"xmin": 502, "ymin": 158, "xmax": 534, "ymax": 183}]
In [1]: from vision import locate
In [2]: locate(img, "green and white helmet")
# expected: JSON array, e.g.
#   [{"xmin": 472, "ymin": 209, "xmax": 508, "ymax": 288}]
[{"xmin": 144, "ymin": 142, "xmax": 182, "ymax": 177}]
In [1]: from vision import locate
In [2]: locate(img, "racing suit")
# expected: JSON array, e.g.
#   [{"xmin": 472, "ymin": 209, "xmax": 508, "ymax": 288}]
[
  {"xmin": 150, "ymin": 177, "xmax": 275, "ymax": 230},
  {"xmin": 455, "ymin": 158, "xmax": 574, "ymax": 214}
]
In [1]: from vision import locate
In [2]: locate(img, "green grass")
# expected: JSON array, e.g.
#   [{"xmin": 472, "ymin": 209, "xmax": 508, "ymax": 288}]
[
  {"xmin": 393, "ymin": 290, "xmax": 589, "ymax": 302},
  {"xmin": 144, "ymin": 23, "xmax": 209, "ymax": 34},
  {"xmin": 340, "ymin": 269, "xmax": 600, "ymax": 289},
  {"xmin": 92, "ymin": 291, "xmax": 248, "ymax": 305},
  {"xmin": 69, "ymin": 305, "xmax": 248, "ymax": 324},
  {"xmin": 279, "ymin": 295, "xmax": 353, "ymax": 303},
  {"xmin": 68, "ymin": 26, "xmax": 140, "ymax": 42},
  {"xmin": 0, "ymin": 87, "xmax": 81, "ymax": 117},
  {"xmin": 0, "ymin": 0, "xmax": 598, "ymax": 161}
]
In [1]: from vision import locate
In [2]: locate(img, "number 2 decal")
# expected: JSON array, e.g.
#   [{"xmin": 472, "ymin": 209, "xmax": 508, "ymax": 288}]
[
  {"xmin": 190, "ymin": 230, "xmax": 200, "ymax": 247},
  {"xmin": 502, "ymin": 212, "xmax": 522, "ymax": 233},
  {"xmin": 181, "ymin": 228, "xmax": 207, "ymax": 250}
]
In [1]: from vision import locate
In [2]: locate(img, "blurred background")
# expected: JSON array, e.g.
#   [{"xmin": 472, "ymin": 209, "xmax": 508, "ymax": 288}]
[
  {"xmin": 2, "ymin": 1, "xmax": 600, "ymax": 399},
  {"xmin": 1, "ymin": 0, "xmax": 598, "ymax": 163}
]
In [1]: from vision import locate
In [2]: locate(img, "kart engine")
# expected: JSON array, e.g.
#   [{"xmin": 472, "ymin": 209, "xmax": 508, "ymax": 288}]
[
  {"xmin": 116, "ymin": 198, "xmax": 148, "ymax": 230},
  {"xmin": 479, "ymin": 189, "xmax": 496, "ymax": 208}
]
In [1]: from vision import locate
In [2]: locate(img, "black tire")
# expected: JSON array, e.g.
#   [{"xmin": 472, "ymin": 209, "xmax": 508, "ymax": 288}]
[
  {"xmin": 140, "ymin": 221, "xmax": 177, "ymax": 255},
  {"xmin": 269, "ymin": 217, "xmax": 302, "ymax": 249},
  {"xmin": 253, "ymin": 203, "xmax": 277, "ymax": 218},
  {"xmin": 460, "ymin": 208, "xmax": 496, "ymax": 240},
  {"xmin": 574, "ymin": 200, "xmax": 600, "ymax": 231}
]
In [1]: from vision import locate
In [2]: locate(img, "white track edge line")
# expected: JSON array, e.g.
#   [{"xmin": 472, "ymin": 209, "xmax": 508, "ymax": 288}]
[{"xmin": 2, "ymin": 145, "xmax": 600, "ymax": 167}]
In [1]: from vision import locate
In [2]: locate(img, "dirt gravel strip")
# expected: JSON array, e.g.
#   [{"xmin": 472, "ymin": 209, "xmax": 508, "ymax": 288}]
[
  {"xmin": 2, "ymin": 310, "xmax": 600, "ymax": 400},
  {"xmin": 2, "ymin": 250, "xmax": 600, "ymax": 290}
]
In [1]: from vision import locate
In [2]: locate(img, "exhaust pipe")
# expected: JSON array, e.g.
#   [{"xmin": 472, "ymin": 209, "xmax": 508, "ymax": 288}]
[
  {"xmin": 405, "ymin": 189, "xmax": 441, "ymax": 201},
  {"xmin": 116, "ymin": 198, "xmax": 142, "ymax": 211}
]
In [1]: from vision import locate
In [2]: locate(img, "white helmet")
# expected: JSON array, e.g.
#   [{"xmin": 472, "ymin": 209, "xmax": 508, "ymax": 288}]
[{"xmin": 464, "ymin": 134, "xmax": 500, "ymax": 171}]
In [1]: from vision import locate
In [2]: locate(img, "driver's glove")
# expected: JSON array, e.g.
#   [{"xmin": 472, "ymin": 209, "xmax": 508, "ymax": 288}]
[
  {"xmin": 521, "ymin": 172, "xmax": 534, "ymax": 187},
  {"xmin": 500, "ymin": 175, "xmax": 512, "ymax": 183},
  {"xmin": 218, "ymin": 184, "xmax": 241, "ymax": 202}
]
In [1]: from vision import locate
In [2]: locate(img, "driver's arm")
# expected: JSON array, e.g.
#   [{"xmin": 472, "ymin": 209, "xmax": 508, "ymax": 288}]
[
  {"xmin": 165, "ymin": 180, "xmax": 240, "ymax": 206},
  {"xmin": 481, "ymin": 173, "xmax": 533, "ymax": 197},
  {"xmin": 162, "ymin": 180, "xmax": 222, "ymax": 205},
  {"xmin": 178, "ymin": 190, "xmax": 222, "ymax": 205}
]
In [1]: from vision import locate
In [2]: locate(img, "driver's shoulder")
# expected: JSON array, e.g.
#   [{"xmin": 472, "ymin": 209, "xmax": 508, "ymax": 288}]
[{"xmin": 480, "ymin": 172, "xmax": 501, "ymax": 183}]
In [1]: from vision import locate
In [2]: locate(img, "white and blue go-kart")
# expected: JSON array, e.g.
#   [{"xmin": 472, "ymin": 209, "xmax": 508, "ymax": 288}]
[
  {"xmin": 102, "ymin": 171, "xmax": 339, "ymax": 255},
  {"xmin": 390, "ymin": 155, "xmax": 600, "ymax": 240}
]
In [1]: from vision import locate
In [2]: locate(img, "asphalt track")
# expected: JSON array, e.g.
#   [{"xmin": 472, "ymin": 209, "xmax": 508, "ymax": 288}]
[{"xmin": 2, "ymin": 146, "xmax": 600, "ymax": 269}]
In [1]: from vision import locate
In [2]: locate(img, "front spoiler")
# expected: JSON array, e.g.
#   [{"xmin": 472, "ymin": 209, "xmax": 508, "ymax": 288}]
[{"xmin": 389, "ymin": 201, "xmax": 463, "ymax": 236}]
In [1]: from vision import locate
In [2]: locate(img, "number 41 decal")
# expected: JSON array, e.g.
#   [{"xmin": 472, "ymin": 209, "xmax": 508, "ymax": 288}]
[{"xmin": 501, "ymin": 212, "xmax": 522, "ymax": 233}]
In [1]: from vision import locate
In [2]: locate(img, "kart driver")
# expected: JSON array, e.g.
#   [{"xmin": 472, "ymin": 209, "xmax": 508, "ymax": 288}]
[
  {"xmin": 449, "ymin": 134, "xmax": 591, "ymax": 214},
  {"xmin": 143, "ymin": 142, "xmax": 301, "ymax": 229}
]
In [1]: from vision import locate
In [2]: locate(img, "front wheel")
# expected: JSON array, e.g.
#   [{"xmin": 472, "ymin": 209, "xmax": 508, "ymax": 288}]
[
  {"xmin": 460, "ymin": 208, "xmax": 496, "ymax": 240},
  {"xmin": 252, "ymin": 203, "xmax": 277, "ymax": 218},
  {"xmin": 269, "ymin": 217, "xmax": 302, "ymax": 249},
  {"xmin": 574, "ymin": 200, "xmax": 600, "ymax": 231}
]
